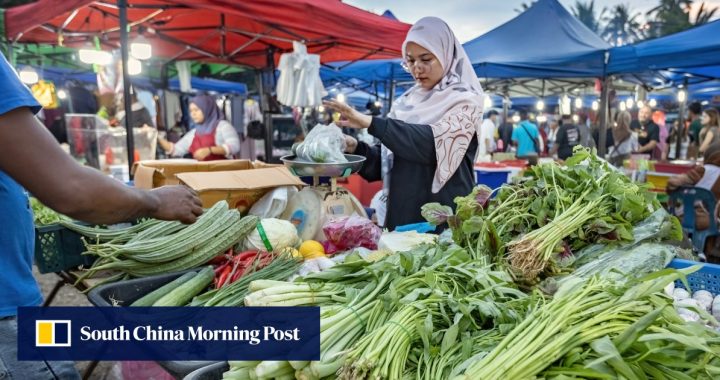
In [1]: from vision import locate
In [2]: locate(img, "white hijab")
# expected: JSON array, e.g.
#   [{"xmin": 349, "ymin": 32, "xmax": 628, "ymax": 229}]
[{"xmin": 385, "ymin": 17, "xmax": 485, "ymax": 193}]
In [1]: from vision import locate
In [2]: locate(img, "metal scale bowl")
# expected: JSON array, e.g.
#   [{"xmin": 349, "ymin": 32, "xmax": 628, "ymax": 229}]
[{"xmin": 280, "ymin": 154, "xmax": 368, "ymax": 240}]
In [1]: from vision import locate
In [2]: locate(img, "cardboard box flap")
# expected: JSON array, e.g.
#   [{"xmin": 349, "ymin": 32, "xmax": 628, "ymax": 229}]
[
  {"xmin": 134, "ymin": 164, "xmax": 161, "ymax": 190},
  {"xmin": 177, "ymin": 167, "xmax": 305, "ymax": 191}
]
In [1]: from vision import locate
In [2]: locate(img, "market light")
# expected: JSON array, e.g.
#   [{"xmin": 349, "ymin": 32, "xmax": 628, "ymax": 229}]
[
  {"xmin": 637, "ymin": 100, "xmax": 645, "ymax": 109},
  {"xmin": 483, "ymin": 95, "xmax": 493, "ymax": 110},
  {"xmin": 677, "ymin": 90, "xmax": 687, "ymax": 103},
  {"xmin": 572, "ymin": 114, "xmax": 580, "ymax": 123},
  {"xmin": 649, "ymin": 99, "xmax": 658, "ymax": 107},
  {"xmin": 560, "ymin": 95, "xmax": 571, "ymax": 115},
  {"xmin": 317, "ymin": 105, "xmax": 325, "ymax": 112},
  {"xmin": 130, "ymin": 36, "xmax": 152, "ymax": 60},
  {"xmin": 18, "ymin": 67, "xmax": 39, "ymax": 84},
  {"xmin": 128, "ymin": 58, "xmax": 142, "ymax": 76},
  {"xmin": 536, "ymin": 99, "xmax": 545, "ymax": 111},
  {"xmin": 591, "ymin": 100, "xmax": 599, "ymax": 111},
  {"xmin": 625, "ymin": 98, "xmax": 635, "ymax": 109},
  {"xmin": 512, "ymin": 115, "xmax": 521, "ymax": 123},
  {"xmin": 78, "ymin": 47, "xmax": 113, "ymax": 65},
  {"xmin": 57, "ymin": 89, "xmax": 67, "ymax": 100},
  {"xmin": 619, "ymin": 102, "xmax": 627, "ymax": 111},
  {"xmin": 337, "ymin": 93, "xmax": 346, "ymax": 103},
  {"xmin": 537, "ymin": 115, "xmax": 548, "ymax": 123},
  {"xmin": 574, "ymin": 97, "xmax": 583, "ymax": 109},
  {"xmin": 702, "ymin": 100, "xmax": 710, "ymax": 106},
  {"xmin": 374, "ymin": 101, "xmax": 382, "ymax": 108}
]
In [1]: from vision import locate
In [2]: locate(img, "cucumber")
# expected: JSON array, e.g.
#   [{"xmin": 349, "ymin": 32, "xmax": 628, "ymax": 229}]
[
  {"xmin": 153, "ymin": 266, "xmax": 215, "ymax": 307},
  {"xmin": 130, "ymin": 271, "xmax": 198, "ymax": 307}
]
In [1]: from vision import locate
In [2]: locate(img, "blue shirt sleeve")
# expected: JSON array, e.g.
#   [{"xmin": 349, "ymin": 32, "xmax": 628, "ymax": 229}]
[{"xmin": 0, "ymin": 52, "xmax": 41, "ymax": 116}]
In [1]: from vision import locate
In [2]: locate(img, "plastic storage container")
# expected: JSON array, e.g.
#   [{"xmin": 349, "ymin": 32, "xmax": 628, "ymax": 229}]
[
  {"xmin": 654, "ymin": 161, "xmax": 696, "ymax": 175},
  {"xmin": 666, "ymin": 258, "xmax": 720, "ymax": 294},
  {"xmin": 65, "ymin": 114, "xmax": 157, "ymax": 172},
  {"xmin": 475, "ymin": 163, "xmax": 511, "ymax": 195},
  {"xmin": 183, "ymin": 362, "xmax": 229, "ymax": 380},
  {"xmin": 34, "ymin": 224, "xmax": 94, "ymax": 273},
  {"xmin": 87, "ymin": 270, "xmax": 219, "ymax": 379}
]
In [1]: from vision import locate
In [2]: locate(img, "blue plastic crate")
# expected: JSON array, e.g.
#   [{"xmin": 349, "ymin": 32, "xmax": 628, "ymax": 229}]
[{"xmin": 666, "ymin": 258, "xmax": 720, "ymax": 294}]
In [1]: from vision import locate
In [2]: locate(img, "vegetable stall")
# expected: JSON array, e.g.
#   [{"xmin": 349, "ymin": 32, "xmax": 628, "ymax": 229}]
[{"xmin": 33, "ymin": 148, "xmax": 720, "ymax": 379}]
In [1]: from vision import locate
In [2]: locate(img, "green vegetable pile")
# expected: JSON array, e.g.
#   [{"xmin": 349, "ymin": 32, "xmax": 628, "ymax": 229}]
[
  {"xmin": 423, "ymin": 147, "xmax": 662, "ymax": 282},
  {"xmin": 30, "ymin": 197, "xmax": 68, "ymax": 226}
]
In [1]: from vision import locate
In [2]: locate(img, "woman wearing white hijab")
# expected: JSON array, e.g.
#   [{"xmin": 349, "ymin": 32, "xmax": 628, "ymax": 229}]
[{"xmin": 326, "ymin": 17, "xmax": 484, "ymax": 230}]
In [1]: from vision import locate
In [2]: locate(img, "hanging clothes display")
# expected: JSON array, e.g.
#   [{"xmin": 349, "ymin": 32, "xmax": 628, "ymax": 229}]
[
  {"xmin": 176, "ymin": 61, "xmax": 192, "ymax": 93},
  {"xmin": 276, "ymin": 42, "xmax": 326, "ymax": 107},
  {"xmin": 162, "ymin": 91, "xmax": 182, "ymax": 129}
]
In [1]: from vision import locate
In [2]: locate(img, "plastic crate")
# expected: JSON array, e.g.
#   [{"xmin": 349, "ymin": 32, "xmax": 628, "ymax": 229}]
[
  {"xmin": 87, "ymin": 269, "xmax": 197, "ymax": 307},
  {"xmin": 34, "ymin": 224, "xmax": 95, "ymax": 274},
  {"xmin": 87, "ymin": 270, "xmax": 219, "ymax": 379},
  {"xmin": 653, "ymin": 161, "xmax": 696, "ymax": 175},
  {"xmin": 183, "ymin": 362, "xmax": 229, "ymax": 380},
  {"xmin": 475, "ymin": 165, "xmax": 511, "ymax": 197},
  {"xmin": 666, "ymin": 258, "xmax": 720, "ymax": 294}
]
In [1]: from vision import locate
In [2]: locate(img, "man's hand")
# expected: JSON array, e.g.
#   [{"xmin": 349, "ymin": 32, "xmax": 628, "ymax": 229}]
[
  {"xmin": 148, "ymin": 186, "xmax": 204, "ymax": 224},
  {"xmin": 344, "ymin": 135, "xmax": 358, "ymax": 153},
  {"xmin": 193, "ymin": 147, "xmax": 211, "ymax": 161},
  {"xmin": 324, "ymin": 100, "xmax": 372, "ymax": 129}
]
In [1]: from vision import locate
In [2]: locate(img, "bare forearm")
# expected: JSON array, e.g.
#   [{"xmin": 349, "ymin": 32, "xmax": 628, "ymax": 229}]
[
  {"xmin": 210, "ymin": 145, "xmax": 227, "ymax": 156},
  {"xmin": 0, "ymin": 108, "xmax": 159, "ymax": 224}
]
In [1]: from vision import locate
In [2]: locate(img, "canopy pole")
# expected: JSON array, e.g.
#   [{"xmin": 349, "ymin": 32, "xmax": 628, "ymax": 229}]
[
  {"xmin": 502, "ymin": 86, "xmax": 510, "ymax": 126},
  {"xmin": 597, "ymin": 77, "xmax": 610, "ymax": 158},
  {"xmin": 676, "ymin": 78, "xmax": 688, "ymax": 160},
  {"xmin": 119, "ymin": 0, "xmax": 135, "ymax": 176},
  {"xmin": 258, "ymin": 47, "xmax": 275, "ymax": 163}
]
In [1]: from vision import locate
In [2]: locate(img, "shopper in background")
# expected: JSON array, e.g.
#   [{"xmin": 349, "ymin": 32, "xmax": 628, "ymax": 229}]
[
  {"xmin": 607, "ymin": 111, "xmax": 638, "ymax": 167},
  {"xmin": 116, "ymin": 89, "xmax": 154, "ymax": 129},
  {"xmin": 158, "ymin": 94, "xmax": 241, "ymax": 161},
  {"xmin": 551, "ymin": 114, "xmax": 581, "ymax": 161},
  {"xmin": 697, "ymin": 108, "xmax": 720, "ymax": 156},
  {"xmin": 497, "ymin": 116, "xmax": 514, "ymax": 152},
  {"xmin": 653, "ymin": 110, "xmax": 668, "ymax": 159},
  {"xmin": 545, "ymin": 115, "xmax": 559, "ymax": 155},
  {"xmin": 664, "ymin": 120, "xmax": 693, "ymax": 161},
  {"xmin": 0, "ymin": 51, "xmax": 202, "ymax": 380},
  {"xmin": 688, "ymin": 102, "xmax": 704, "ymax": 146},
  {"xmin": 477, "ymin": 109, "xmax": 498, "ymax": 162},
  {"xmin": 667, "ymin": 142, "xmax": 720, "ymax": 263},
  {"xmin": 631, "ymin": 105, "xmax": 661, "ymax": 159},
  {"xmin": 512, "ymin": 109, "xmax": 540, "ymax": 161}
]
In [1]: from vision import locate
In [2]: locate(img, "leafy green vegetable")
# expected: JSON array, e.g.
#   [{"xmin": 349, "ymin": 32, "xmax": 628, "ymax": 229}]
[{"xmin": 30, "ymin": 197, "xmax": 68, "ymax": 226}]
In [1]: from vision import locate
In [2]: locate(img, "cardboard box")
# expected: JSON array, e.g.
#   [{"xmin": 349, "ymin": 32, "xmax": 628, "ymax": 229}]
[
  {"xmin": 132, "ymin": 159, "xmax": 279, "ymax": 189},
  {"xmin": 176, "ymin": 167, "xmax": 305, "ymax": 213}
]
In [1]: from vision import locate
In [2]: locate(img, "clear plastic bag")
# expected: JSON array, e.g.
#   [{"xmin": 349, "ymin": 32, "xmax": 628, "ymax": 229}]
[
  {"xmin": 322, "ymin": 214, "xmax": 382, "ymax": 255},
  {"xmin": 294, "ymin": 123, "xmax": 347, "ymax": 163}
]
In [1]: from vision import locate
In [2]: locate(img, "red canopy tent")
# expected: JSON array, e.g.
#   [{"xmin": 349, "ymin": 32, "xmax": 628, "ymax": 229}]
[
  {"xmin": 4, "ymin": 0, "xmax": 410, "ymax": 68},
  {"xmin": 3, "ymin": 0, "xmax": 410, "ymax": 168}
]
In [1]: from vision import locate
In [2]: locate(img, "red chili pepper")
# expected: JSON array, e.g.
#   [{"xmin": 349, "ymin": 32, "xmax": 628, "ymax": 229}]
[
  {"xmin": 234, "ymin": 250, "xmax": 259, "ymax": 263},
  {"xmin": 215, "ymin": 265, "xmax": 232, "ymax": 288},
  {"xmin": 208, "ymin": 248, "xmax": 233, "ymax": 265}
]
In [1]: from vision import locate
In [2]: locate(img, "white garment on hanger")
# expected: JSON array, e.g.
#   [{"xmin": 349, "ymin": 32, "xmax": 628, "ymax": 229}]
[
  {"xmin": 276, "ymin": 42, "xmax": 326, "ymax": 107},
  {"xmin": 243, "ymin": 99, "xmax": 262, "ymax": 126},
  {"xmin": 176, "ymin": 61, "xmax": 192, "ymax": 93}
]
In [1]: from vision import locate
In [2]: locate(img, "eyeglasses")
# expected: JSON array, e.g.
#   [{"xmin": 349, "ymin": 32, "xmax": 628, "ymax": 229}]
[{"xmin": 401, "ymin": 58, "xmax": 436, "ymax": 73}]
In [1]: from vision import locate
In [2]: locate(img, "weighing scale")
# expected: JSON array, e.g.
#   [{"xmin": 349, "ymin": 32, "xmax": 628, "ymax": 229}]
[{"xmin": 280, "ymin": 154, "xmax": 368, "ymax": 241}]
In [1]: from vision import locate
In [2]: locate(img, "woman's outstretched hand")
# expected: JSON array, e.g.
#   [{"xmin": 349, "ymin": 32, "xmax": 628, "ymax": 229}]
[{"xmin": 323, "ymin": 100, "xmax": 372, "ymax": 129}]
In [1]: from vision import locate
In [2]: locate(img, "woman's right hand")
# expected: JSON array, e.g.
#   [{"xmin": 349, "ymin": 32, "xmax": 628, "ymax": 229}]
[
  {"xmin": 344, "ymin": 135, "xmax": 358, "ymax": 153},
  {"xmin": 158, "ymin": 136, "xmax": 173, "ymax": 152}
]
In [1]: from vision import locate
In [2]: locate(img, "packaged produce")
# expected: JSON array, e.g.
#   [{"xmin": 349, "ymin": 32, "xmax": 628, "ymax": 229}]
[
  {"xmin": 243, "ymin": 218, "xmax": 300, "ymax": 252},
  {"xmin": 293, "ymin": 123, "xmax": 347, "ymax": 163},
  {"xmin": 322, "ymin": 215, "xmax": 382, "ymax": 255}
]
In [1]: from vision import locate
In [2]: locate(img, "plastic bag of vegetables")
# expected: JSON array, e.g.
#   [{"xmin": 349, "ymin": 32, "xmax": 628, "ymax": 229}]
[
  {"xmin": 243, "ymin": 218, "xmax": 300, "ymax": 252},
  {"xmin": 293, "ymin": 123, "xmax": 347, "ymax": 163}
]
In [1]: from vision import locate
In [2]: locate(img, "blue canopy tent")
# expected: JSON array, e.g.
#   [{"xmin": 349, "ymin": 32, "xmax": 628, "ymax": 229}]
[
  {"xmin": 608, "ymin": 20, "xmax": 720, "ymax": 77},
  {"xmin": 36, "ymin": 66, "xmax": 248, "ymax": 94},
  {"xmin": 463, "ymin": 0, "xmax": 610, "ymax": 79}
]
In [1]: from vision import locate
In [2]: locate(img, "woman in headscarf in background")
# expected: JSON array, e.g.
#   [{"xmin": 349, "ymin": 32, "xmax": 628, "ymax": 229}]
[
  {"xmin": 607, "ymin": 110, "xmax": 638, "ymax": 167},
  {"xmin": 159, "ymin": 95, "xmax": 240, "ymax": 161},
  {"xmin": 325, "ymin": 17, "xmax": 484, "ymax": 230},
  {"xmin": 667, "ymin": 142, "xmax": 720, "ymax": 262}
]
